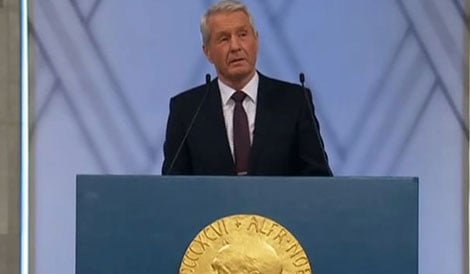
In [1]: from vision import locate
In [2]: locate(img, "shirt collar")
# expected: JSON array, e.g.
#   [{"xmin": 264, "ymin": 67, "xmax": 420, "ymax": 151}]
[{"xmin": 218, "ymin": 72, "xmax": 259, "ymax": 105}]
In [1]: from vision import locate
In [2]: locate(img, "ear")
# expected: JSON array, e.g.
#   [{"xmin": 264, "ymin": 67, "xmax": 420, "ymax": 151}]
[
  {"xmin": 203, "ymin": 45, "xmax": 214, "ymax": 64},
  {"xmin": 254, "ymin": 31, "xmax": 260, "ymax": 51}
]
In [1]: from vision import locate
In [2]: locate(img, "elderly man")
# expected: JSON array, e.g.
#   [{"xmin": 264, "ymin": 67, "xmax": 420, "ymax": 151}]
[{"xmin": 162, "ymin": 0, "xmax": 332, "ymax": 176}]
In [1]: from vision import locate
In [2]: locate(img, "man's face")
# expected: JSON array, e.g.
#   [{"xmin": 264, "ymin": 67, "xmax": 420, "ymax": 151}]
[{"xmin": 203, "ymin": 10, "xmax": 259, "ymax": 87}]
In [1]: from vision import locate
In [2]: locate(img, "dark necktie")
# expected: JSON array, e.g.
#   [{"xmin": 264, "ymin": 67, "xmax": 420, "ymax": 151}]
[{"xmin": 231, "ymin": 91, "xmax": 250, "ymax": 175}]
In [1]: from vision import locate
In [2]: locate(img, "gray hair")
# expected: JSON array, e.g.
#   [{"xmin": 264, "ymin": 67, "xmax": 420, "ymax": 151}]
[{"xmin": 200, "ymin": 0, "xmax": 257, "ymax": 46}]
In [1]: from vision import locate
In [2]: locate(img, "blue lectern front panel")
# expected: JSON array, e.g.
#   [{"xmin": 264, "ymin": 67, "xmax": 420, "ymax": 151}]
[{"xmin": 76, "ymin": 176, "xmax": 417, "ymax": 274}]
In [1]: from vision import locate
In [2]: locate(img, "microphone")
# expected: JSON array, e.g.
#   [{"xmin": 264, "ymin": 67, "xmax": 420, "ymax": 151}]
[
  {"xmin": 299, "ymin": 72, "xmax": 305, "ymax": 86},
  {"xmin": 166, "ymin": 73, "xmax": 212, "ymax": 174},
  {"xmin": 299, "ymin": 73, "xmax": 314, "ymax": 122},
  {"xmin": 299, "ymin": 72, "xmax": 333, "ymax": 176}
]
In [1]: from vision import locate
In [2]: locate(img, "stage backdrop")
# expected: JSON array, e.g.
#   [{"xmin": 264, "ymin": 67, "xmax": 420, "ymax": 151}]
[{"xmin": 33, "ymin": 1, "xmax": 468, "ymax": 274}]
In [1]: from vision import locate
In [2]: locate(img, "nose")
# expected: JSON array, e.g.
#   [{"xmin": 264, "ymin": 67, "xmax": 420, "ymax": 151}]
[{"xmin": 229, "ymin": 36, "xmax": 241, "ymax": 51}]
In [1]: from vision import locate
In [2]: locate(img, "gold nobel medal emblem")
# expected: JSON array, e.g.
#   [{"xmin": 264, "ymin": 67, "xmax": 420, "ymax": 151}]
[{"xmin": 179, "ymin": 214, "xmax": 313, "ymax": 274}]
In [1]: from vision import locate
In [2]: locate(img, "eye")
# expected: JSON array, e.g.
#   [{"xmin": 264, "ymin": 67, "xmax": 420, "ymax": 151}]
[{"xmin": 218, "ymin": 35, "xmax": 229, "ymax": 43}]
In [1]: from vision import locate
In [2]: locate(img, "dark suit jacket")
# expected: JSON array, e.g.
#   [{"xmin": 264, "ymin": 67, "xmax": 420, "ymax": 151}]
[{"xmin": 162, "ymin": 73, "xmax": 332, "ymax": 176}]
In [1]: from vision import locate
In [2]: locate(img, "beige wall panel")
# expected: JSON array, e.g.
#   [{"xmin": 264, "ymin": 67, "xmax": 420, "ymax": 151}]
[
  {"xmin": 0, "ymin": 235, "xmax": 7, "ymax": 274},
  {"xmin": 0, "ymin": 126, "xmax": 8, "ymax": 235},
  {"xmin": 7, "ymin": 122, "xmax": 20, "ymax": 272},
  {"xmin": 7, "ymin": 124, "xmax": 20, "ymax": 231},
  {"xmin": 7, "ymin": 3, "xmax": 20, "ymax": 127},
  {"xmin": 0, "ymin": 0, "xmax": 21, "ymax": 274},
  {"xmin": 0, "ymin": 2, "xmax": 8, "ymax": 236},
  {"xmin": 0, "ymin": 8, "xmax": 7, "ymax": 124}
]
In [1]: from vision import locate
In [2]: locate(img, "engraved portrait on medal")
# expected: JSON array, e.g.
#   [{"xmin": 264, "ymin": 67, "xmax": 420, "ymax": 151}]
[{"xmin": 179, "ymin": 214, "xmax": 312, "ymax": 274}]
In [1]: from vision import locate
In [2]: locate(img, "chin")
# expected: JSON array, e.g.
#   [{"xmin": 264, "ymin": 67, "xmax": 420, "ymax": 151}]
[{"xmin": 228, "ymin": 68, "xmax": 253, "ymax": 78}]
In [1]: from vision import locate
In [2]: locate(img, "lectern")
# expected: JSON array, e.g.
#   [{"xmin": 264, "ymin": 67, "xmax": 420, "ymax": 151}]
[{"xmin": 76, "ymin": 176, "xmax": 418, "ymax": 274}]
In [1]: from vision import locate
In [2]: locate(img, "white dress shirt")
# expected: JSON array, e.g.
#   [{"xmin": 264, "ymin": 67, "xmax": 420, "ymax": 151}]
[{"xmin": 218, "ymin": 73, "xmax": 259, "ymax": 159}]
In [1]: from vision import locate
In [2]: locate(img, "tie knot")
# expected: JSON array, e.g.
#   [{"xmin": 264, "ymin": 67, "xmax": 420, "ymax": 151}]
[{"xmin": 231, "ymin": 91, "xmax": 247, "ymax": 103}]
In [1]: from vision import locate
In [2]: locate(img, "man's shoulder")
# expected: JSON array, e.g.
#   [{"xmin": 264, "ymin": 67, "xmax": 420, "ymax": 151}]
[
  {"xmin": 259, "ymin": 73, "xmax": 305, "ymax": 99},
  {"xmin": 171, "ymin": 83, "xmax": 208, "ymax": 103},
  {"xmin": 259, "ymin": 73, "xmax": 303, "ymax": 91}
]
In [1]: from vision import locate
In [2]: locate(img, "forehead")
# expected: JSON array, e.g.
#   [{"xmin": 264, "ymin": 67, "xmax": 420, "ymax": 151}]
[{"xmin": 207, "ymin": 10, "xmax": 252, "ymax": 32}]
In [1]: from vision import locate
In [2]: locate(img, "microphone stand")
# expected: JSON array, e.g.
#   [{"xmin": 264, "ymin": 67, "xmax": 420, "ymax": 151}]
[{"xmin": 166, "ymin": 74, "xmax": 212, "ymax": 174}]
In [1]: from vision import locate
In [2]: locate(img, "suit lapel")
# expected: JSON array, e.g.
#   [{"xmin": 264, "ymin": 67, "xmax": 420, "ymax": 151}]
[
  {"xmin": 205, "ymin": 80, "xmax": 235, "ymax": 169},
  {"xmin": 249, "ymin": 74, "xmax": 273, "ymax": 172}
]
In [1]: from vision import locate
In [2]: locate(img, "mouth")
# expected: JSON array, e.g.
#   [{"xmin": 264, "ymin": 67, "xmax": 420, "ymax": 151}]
[{"xmin": 229, "ymin": 58, "xmax": 245, "ymax": 65}]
